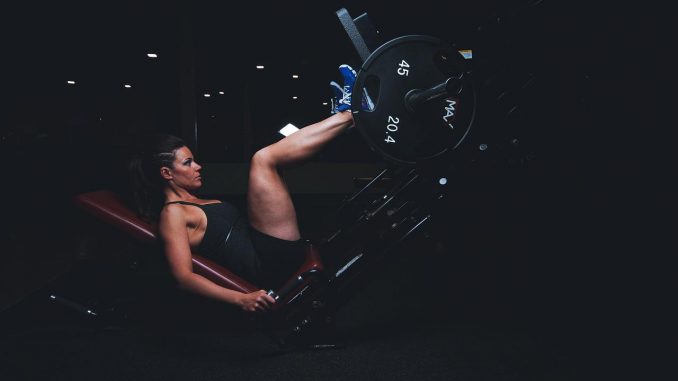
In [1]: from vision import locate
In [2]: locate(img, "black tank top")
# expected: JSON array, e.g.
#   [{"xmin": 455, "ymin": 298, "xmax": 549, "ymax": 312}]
[{"xmin": 164, "ymin": 201, "xmax": 261, "ymax": 284}]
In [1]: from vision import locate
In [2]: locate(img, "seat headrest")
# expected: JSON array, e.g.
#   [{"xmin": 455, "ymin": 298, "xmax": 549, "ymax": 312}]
[{"xmin": 73, "ymin": 190, "xmax": 157, "ymax": 244}]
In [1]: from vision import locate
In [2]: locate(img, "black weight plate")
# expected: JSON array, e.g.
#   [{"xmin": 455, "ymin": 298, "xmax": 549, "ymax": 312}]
[{"xmin": 353, "ymin": 35, "xmax": 476, "ymax": 165}]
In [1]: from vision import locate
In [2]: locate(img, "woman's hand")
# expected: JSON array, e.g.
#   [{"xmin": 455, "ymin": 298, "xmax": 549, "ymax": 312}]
[{"xmin": 238, "ymin": 290, "xmax": 276, "ymax": 313}]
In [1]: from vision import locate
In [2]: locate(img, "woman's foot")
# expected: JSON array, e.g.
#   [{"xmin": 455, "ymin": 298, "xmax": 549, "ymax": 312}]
[
  {"xmin": 329, "ymin": 80, "xmax": 348, "ymax": 114},
  {"xmin": 330, "ymin": 64, "xmax": 374, "ymax": 114}
]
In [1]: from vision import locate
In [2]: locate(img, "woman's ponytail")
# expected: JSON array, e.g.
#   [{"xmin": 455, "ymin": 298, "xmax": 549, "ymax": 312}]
[{"xmin": 127, "ymin": 134, "xmax": 187, "ymax": 222}]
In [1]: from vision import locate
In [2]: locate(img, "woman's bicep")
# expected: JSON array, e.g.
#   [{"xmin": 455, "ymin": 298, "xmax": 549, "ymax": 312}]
[{"xmin": 158, "ymin": 207, "xmax": 193, "ymax": 279}]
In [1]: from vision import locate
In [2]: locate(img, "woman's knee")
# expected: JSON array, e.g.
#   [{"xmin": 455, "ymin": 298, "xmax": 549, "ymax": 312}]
[{"xmin": 251, "ymin": 146, "xmax": 277, "ymax": 168}]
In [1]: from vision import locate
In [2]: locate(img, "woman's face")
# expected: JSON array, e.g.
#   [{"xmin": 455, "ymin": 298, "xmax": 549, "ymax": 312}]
[{"xmin": 162, "ymin": 146, "xmax": 203, "ymax": 190}]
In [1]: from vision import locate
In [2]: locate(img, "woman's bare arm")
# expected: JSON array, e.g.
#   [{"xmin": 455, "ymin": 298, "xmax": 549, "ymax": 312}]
[{"xmin": 158, "ymin": 205, "xmax": 275, "ymax": 312}]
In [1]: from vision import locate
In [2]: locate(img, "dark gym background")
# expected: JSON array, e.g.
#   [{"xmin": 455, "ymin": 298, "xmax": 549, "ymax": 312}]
[{"xmin": 0, "ymin": 1, "xmax": 666, "ymax": 380}]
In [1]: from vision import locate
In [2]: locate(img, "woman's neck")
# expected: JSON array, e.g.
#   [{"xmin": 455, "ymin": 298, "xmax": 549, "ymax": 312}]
[{"xmin": 164, "ymin": 186, "xmax": 200, "ymax": 203}]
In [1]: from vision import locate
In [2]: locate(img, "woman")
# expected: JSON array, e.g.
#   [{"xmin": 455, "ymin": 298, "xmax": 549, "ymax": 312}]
[{"xmin": 128, "ymin": 65, "xmax": 359, "ymax": 313}]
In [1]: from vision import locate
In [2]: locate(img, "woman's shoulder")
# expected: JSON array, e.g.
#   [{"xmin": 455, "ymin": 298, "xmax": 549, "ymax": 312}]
[
  {"xmin": 159, "ymin": 197, "xmax": 225, "ymax": 222},
  {"xmin": 158, "ymin": 202, "xmax": 188, "ymax": 224}
]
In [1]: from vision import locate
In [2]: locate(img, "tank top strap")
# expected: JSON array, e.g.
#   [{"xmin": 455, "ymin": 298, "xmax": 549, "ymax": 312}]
[{"xmin": 164, "ymin": 200, "xmax": 204, "ymax": 207}]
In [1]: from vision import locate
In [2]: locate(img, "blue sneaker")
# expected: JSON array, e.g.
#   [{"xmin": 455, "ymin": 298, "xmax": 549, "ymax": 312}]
[
  {"xmin": 331, "ymin": 64, "xmax": 355, "ymax": 112},
  {"xmin": 329, "ymin": 81, "xmax": 350, "ymax": 113},
  {"xmin": 338, "ymin": 64, "xmax": 375, "ymax": 112},
  {"xmin": 338, "ymin": 64, "xmax": 357, "ymax": 99}
]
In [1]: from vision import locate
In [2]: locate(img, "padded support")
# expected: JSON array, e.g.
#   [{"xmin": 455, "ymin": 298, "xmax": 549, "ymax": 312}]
[
  {"xmin": 74, "ymin": 190, "xmax": 156, "ymax": 244},
  {"xmin": 73, "ymin": 190, "xmax": 323, "ymax": 296}
]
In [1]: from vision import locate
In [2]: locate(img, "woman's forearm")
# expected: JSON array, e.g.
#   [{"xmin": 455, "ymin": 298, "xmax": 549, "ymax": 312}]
[{"xmin": 175, "ymin": 271, "xmax": 245, "ymax": 307}]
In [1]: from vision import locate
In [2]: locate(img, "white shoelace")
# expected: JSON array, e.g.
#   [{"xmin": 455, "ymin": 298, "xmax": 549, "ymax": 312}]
[{"xmin": 340, "ymin": 91, "xmax": 352, "ymax": 106}]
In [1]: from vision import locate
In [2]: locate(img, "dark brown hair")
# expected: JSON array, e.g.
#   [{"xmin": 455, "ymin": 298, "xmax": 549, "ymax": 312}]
[{"xmin": 128, "ymin": 134, "xmax": 186, "ymax": 221}]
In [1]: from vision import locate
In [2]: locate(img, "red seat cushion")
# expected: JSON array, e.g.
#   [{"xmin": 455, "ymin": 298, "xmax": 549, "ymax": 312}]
[{"xmin": 73, "ymin": 190, "xmax": 156, "ymax": 243}]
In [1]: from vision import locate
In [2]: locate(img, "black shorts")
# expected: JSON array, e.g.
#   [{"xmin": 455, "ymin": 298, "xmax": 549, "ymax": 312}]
[{"xmin": 248, "ymin": 227, "xmax": 306, "ymax": 290}]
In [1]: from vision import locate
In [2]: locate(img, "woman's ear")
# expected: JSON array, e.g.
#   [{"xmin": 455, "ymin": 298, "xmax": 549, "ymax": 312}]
[{"xmin": 159, "ymin": 166, "xmax": 173, "ymax": 180}]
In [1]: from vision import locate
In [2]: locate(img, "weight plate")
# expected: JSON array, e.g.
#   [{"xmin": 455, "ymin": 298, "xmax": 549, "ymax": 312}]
[{"xmin": 353, "ymin": 35, "xmax": 476, "ymax": 165}]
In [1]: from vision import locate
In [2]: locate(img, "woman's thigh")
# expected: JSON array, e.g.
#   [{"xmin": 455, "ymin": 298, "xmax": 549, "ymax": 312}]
[{"xmin": 246, "ymin": 148, "xmax": 301, "ymax": 241}]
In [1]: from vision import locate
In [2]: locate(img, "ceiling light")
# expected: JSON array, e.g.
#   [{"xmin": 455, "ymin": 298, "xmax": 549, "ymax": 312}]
[
  {"xmin": 67, "ymin": 80, "xmax": 76, "ymax": 85},
  {"xmin": 124, "ymin": 84, "xmax": 131, "ymax": 88},
  {"xmin": 322, "ymin": 102, "xmax": 328, "ymax": 105},
  {"xmin": 204, "ymin": 93, "xmax": 211, "ymax": 98},
  {"xmin": 218, "ymin": 91, "xmax": 224, "ymax": 95},
  {"xmin": 279, "ymin": 123, "xmax": 299, "ymax": 137},
  {"xmin": 292, "ymin": 74, "xmax": 299, "ymax": 79},
  {"xmin": 147, "ymin": 53, "xmax": 158, "ymax": 58},
  {"xmin": 458, "ymin": 49, "xmax": 473, "ymax": 60},
  {"xmin": 292, "ymin": 96, "xmax": 298, "ymax": 100},
  {"xmin": 256, "ymin": 65, "xmax": 264, "ymax": 69}
]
